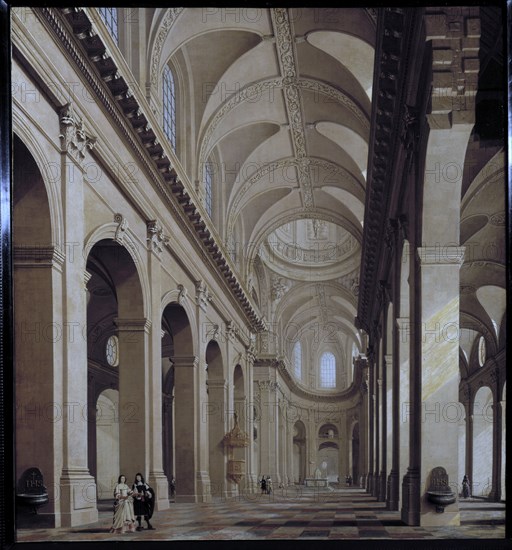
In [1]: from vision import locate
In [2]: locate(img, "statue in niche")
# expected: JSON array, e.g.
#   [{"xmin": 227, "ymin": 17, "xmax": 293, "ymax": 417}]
[{"xmin": 314, "ymin": 468, "xmax": 322, "ymax": 479}]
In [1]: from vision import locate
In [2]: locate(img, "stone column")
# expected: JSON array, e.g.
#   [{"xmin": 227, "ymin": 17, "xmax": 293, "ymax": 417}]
[
  {"xmin": 367, "ymin": 357, "xmax": 375, "ymax": 493},
  {"xmin": 466, "ymin": 406, "xmax": 474, "ymax": 496},
  {"xmin": 207, "ymin": 379, "xmax": 228, "ymax": 498},
  {"xmin": 414, "ymin": 246, "xmax": 465, "ymax": 526},
  {"xmin": 245, "ymin": 345, "xmax": 258, "ymax": 493},
  {"xmin": 171, "ymin": 355, "xmax": 199, "ymax": 502},
  {"xmin": 489, "ymin": 387, "xmax": 502, "ymax": 502},
  {"xmin": 194, "ymin": 281, "xmax": 214, "ymax": 502},
  {"xmin": 115, "ymin": 318, "xmax": 151, "ymax": 480},
  {"xmin": 58, "ymin": 104, "xmax": 98, "ymax": 527},
  {"xmin": 146, "ymin": 221, "xmax": 169, "ymax": 510},
  {"xmin": 384, "ymin": 354, "xmax": 393, "ymax": 507},
  {"xmin": 359, "ymin": 359, "xmax": 369, "ymax": 488},
  {"xmin": 14, "ymin": 246, "xmax": 65, "ymax": 527},
  {"xmin": 258, "ymin": 380, "xmax": 279, "ymax": 479},
  {"xmin": 395, "ymin": 317, "xmax": 410, "ymax": 511}
]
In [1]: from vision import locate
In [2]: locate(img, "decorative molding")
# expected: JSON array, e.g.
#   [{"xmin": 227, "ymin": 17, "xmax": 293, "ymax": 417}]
[
  {"xmin": 146, "ymin": 220, "xmax": 168, "ymax": 257},
  {"xmin": 113, "ymin": 317, "xmax": 152, "ymax": 333},
  {"xmin": 356, "ymin": 7, "xmax": 411, "ymax": 331},
  {"xmin": 59, "ymin": 102, "xmax": 96, "ymax": 164},
  {"xmin": 150, "ymin": 8, "xmax": 184, "ymax": 86},
  {"xmin": 424, "ymin": 8, "xmax": 480, "ymax": 128},
  {"xmin": 417, "ymin": 246, "xmax": 465, "ymax": 266},
  {"xmin": 270, "ymin": 274, "xmax": 290, "ymax": 302},
  {"xmin": 226, "ymin": 320, "xmax": 238, "ymax": 342},
  {"xmin": 36, "ymin": 8, "xmax": 265, "ymax": 333},
  {"xmin": 114, "ymin": 213, "xmax": 128, "ymax": 244},
  {"xmin": 271, "ymin": 8, "xmax": 313, "ymax": 210},
  {"xmin": 13, "ymin": 245, "xmax": 65, "ymax": 270},
  {"xmin": 195, "ymin": 279, "xmax": 212, "ymax": 311},
  {"xmin": 489, "ymin": 211, "xmax": 505, "ymax": 226},
  {"xmin": 177, "ymin": 284, "xmax": 188, "ymax": 305}
]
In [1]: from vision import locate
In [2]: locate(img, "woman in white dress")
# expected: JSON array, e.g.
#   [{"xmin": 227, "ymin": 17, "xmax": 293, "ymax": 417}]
[{"xmin": 110, "ymin": 475, "xmax": 136, "ymax": 534}]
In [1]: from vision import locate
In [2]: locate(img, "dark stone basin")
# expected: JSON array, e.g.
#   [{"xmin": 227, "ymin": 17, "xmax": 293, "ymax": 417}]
[{"xmin": 427, "ymin": 491, "xmax": 456, "ymax": 509}]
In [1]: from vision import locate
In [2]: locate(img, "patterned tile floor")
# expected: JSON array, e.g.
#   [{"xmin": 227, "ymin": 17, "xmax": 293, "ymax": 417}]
[{"xmin": 16, "ymin": 487, "xmax": 507, "ymax": 542}]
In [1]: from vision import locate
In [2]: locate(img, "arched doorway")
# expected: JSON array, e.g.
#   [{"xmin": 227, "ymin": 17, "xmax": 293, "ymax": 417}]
[
  {"xmin": 162, "ymin": 302, "xmax": 197, "ymax": 502},
  {"xmin": 317, "ymin": 424, "xmax": 339, "ymax": 481},
  {"xmin": 86, "ymin": 239, "xmax": 146, "ymax": 495}
]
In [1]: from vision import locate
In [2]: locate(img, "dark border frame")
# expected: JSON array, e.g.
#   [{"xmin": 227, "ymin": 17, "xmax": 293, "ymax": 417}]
[{"xmin": 1, "ymin": 1, "xmax": 511, "ymax": 549}]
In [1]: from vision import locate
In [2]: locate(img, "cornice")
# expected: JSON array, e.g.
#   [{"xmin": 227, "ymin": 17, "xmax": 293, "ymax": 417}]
[
  {"xmin": 356, "ymin": 8, "xmax": 415, "ymax": 332},
  {"xmin": 35, "ymin": 7, "xmax": 265, "ymax": 332}
]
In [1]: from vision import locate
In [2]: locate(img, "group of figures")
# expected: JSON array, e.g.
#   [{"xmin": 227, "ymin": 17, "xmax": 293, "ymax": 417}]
[
  {"xmin": 260, "ymin": 476, "xmax": 273, "ymax": 494},
  {"xmin": 109, "ymin": 473, "xmax": 155, "ymax": 534}
]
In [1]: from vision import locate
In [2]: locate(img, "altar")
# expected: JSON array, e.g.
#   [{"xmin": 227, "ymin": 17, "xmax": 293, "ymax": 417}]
[
  {"xmin": 305, "ymin": 467, "xmax": 329, "ymax": 487},
  {"xmin": 304, "ymin": 477, "xmax": 329, "ymax": 487}
]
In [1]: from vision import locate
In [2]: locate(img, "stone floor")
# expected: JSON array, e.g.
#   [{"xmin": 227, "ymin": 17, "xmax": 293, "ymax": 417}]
[{"xmin": 16, "ymin": 486, "xmax": 507, "ymax": 545}]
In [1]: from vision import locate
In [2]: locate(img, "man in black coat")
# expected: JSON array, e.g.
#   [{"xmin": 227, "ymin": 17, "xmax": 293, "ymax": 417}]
[{"xmin": 132, "ymin": 473, "xmax": 155, "ymax": 531}]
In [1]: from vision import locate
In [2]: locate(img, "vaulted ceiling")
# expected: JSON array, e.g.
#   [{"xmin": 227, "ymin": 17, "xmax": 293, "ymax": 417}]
[{"xmin": 152, "ymin": 8, "xmax": 376, "ymax": 372}]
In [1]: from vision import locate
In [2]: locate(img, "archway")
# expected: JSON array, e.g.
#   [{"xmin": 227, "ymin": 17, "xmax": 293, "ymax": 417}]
[
  {"xmin": 318, "ymin": 442, "xmax": 340, "ymax": 482},
  {"xmin": 318, "ymin": 424, "xmax": 339, "ymax": 481},
  {"xmin": 86, "ymin": 239, "xmax": 146, "ymax": 487},
  {"xmin": 162, "ymin": 302, "xmax": 197, "ymax": 502},
  {"xmin": 13, "ymin": 134, "xmax": 58, "ymax": 521},
  {"xmin": 473, "ymin": 386, "xmax": 493, "ymax": 497}
]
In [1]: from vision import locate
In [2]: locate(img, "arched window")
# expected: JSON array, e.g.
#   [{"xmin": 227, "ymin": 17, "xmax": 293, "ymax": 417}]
[
  {"xmin": 204, "ymin": 162, "xmax": 213, "ymax": 218},
  {"xmin": 293, "ymin": 341, "xmax": 302, "ymax": 379},
  {"xmin": 97, "ymin": 8, "xmax": 118, "ymax": 43},
  {"xmin": 163, "ymin": 66, "xmax": 176, "ymax": 151},
  {"xmin": 478, "ymin": 335, "xmax": 486, "ymax": 367},
  {"xmin": 320, "ymin": 352, "xmax": 336, "ymax": 388}
]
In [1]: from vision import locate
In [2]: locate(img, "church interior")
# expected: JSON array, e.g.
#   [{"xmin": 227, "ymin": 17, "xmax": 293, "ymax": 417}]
[{"xmin": 9, "ymin": 5, "xmax": 507, "ymax": 542}]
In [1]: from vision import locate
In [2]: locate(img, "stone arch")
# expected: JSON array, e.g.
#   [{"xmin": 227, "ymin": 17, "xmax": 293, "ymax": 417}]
[
  {"xmin": 161, "ymin": 289, "xmax": 198, "ymax": 356},
  {"xmin": 86, "ymin": 239, "xmax": 147, "ymax": 485},
  {"xmin": 84, "ymin": 222, "xmax": 151, "ymax": 319},
  {"xmin": 12, "ymin": 120, "xmax": 63, "ymax": 247},
  {"xmin": 162, "ymin": 301, "xmax": 199, "ymax": 501},
  {"xmin": 13, "ymin": 133, "xmax": 61, "ymax": 520}
]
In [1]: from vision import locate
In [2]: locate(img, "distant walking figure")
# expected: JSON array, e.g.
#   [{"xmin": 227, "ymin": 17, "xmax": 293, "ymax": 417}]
[{"xmin": 462, "ymin": 475, "xmax": 471, "ymax": 499}]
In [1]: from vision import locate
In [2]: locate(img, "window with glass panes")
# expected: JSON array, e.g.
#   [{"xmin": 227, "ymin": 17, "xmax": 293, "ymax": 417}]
[
  {"xmin": 204, "ymin": 162, "xmax": 213, "ymax": 217},
  {"xmin": 293, "ymin": 341, "xmax": 302, "ymax": 379},
  {"xmin": 97, "ymin": 8, "xmax": 118, "ymax": 43},
  {"xmin": 320, "ymin": 352, "xmax": 336, "ymax": 388},
  {"xmin": 163, "ymin": 66, "xmax": 176, "ymax": 151}
]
